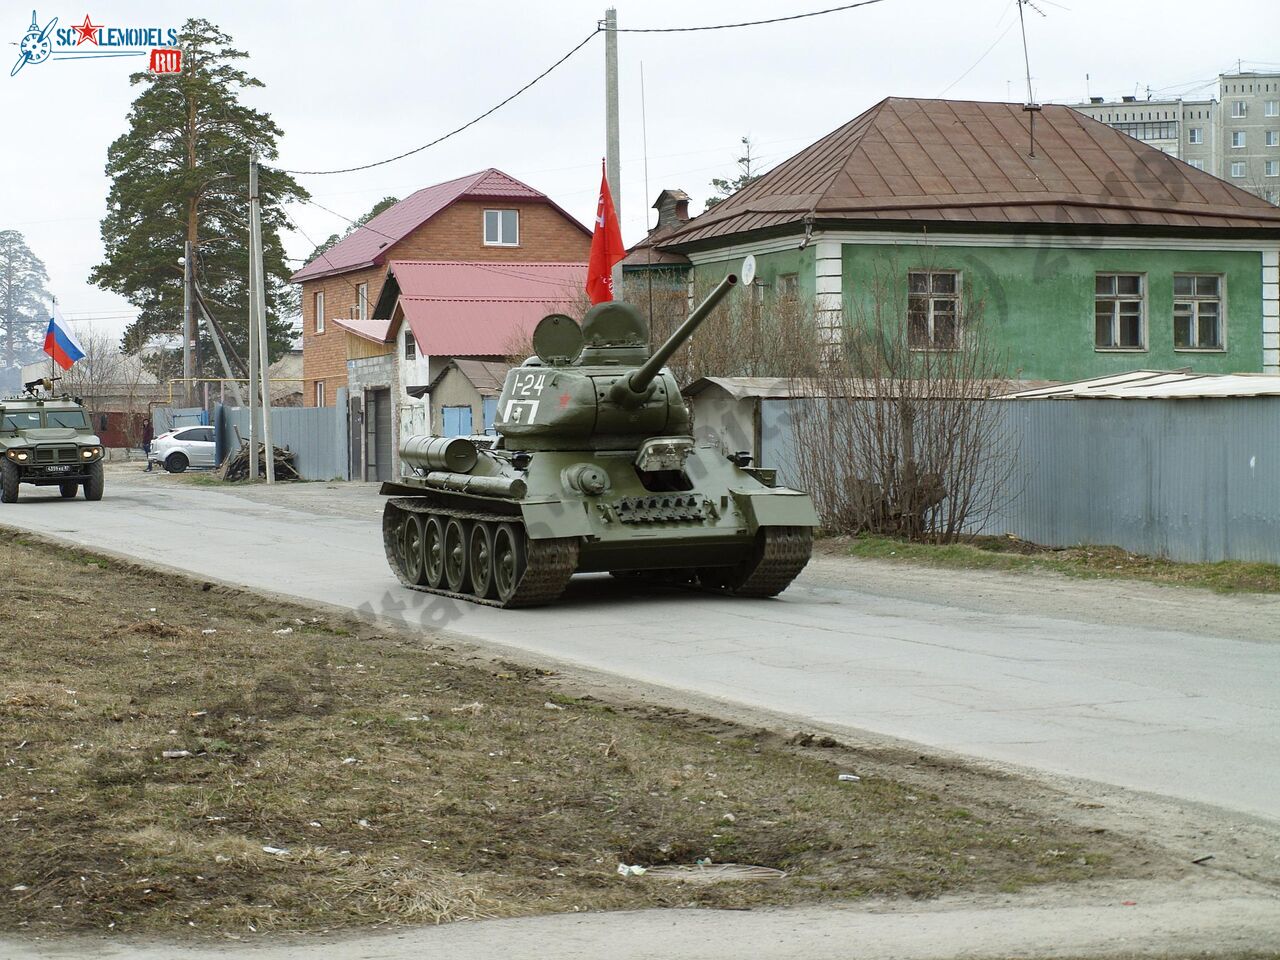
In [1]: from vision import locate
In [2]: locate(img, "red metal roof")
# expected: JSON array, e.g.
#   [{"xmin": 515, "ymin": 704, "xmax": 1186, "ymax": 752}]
[
  {"xmin": 661, "ymin": 98, "xmax": 1280, "ymax": 248},
  {"xmin": 332, "ymin": 315, "xmax": 394, "ymax": 344},
  {"xmin": 290, "ymin": 169, "xmax": 590, "ymax": 282},
  {"xmin": 385, "ymin": 260, "xmax": 587, "ymax": 356}
]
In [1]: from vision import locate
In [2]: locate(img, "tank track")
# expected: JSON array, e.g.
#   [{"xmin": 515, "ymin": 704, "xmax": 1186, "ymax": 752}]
[
  {"xmin": 617, "ymin": 526, "xmax": 813, "ymax": 599},
  {"xmin": 383, "ymin": 498, "xmax": 579, "ymax": 608},
  {"xmin": 724, "ymin": 525, "xmax": 813, "ymax": 597}
]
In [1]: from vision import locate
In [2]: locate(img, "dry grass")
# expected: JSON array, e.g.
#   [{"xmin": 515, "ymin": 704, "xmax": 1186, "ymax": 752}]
[
  {"xmin": 0, "ymin": 531, "xmax": 1155, "ymax": 937},
  {"xmin": 834, "ymin": 534, "xmax": 1280, "ymax": 594}
]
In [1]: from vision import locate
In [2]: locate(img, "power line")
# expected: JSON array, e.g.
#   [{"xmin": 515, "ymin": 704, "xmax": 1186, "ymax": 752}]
[
  {"xmin": 614, "ymin": 0, "xmax": 889, "ymax": 32},
  {"xmin": 276, "ymin": 29, "xmax": 601, "ymax": 177}
]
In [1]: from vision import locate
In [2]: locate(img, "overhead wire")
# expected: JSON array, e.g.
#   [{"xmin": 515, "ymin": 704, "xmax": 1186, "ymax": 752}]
[
  {"xmin": 275, "ymin": 29, "xmax": 602, "ymax": 177},
  {"xmin": 612, "ymin": 0, "xmax": 888, "ymax": 32}
]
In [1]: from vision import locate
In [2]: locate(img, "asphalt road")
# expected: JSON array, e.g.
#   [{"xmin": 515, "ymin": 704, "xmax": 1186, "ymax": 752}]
[{"xmin": 4, "ymin": 470, "xmax": 1278, "ymax": 823}]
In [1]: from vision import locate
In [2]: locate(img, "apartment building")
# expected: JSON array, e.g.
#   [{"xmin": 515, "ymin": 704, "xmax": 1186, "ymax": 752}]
[{"xmin": 1071, "ymin": 70, "xmax": 1280, "ymax": 205}]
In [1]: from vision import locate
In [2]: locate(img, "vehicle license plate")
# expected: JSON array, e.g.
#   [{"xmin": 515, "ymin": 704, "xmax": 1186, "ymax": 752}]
[{"xmin": 45, "ymin": 465, "xmax": 72, "ymax": 473}]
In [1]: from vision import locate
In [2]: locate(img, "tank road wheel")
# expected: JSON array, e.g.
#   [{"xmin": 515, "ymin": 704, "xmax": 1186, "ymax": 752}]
[
  {"xmin": 423, "ymin": 515, "xmax": 447, "ymax": 589},
  {"xmin": 400, "ymin": 514, "xmax": 427, "ymax": 585},
  {"xmin": 443, "ymin": 518, "xmax": 469, "ymax": 593},
  {"xmin": 468, "ymin": 522, "xmax": 496, "ymax": 599},
  {"xmin": 59, "ymin": 481, "xmax": 78, "ymax": 499},
  {"xmin": 492, "ymin": 523, "xmax": 526, "ymax": 605}
]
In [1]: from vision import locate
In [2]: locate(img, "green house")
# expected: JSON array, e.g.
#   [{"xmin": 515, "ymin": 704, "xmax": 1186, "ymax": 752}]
[{"xmin": 641, "ymin": 98, "xmax": 1280, "ymax": 380}]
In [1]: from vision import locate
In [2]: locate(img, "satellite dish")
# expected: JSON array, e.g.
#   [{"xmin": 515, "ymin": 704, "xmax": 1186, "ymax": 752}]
[
  {"xmin": 741, "ymin": 255, "xmax": 757, "ymax": 286},
  {"xmin": 531, "ymin": 313, "xmax": 584, "ymax": 365}
]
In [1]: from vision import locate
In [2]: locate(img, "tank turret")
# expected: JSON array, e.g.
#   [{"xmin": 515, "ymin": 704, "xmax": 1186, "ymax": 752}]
[{"xmin": 379, "ymin": 256, "xmax": 818, "ymax": 608}]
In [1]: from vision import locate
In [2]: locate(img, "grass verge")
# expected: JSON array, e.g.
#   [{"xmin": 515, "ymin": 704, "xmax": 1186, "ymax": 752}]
[
  {"xmin": 0, "ymin": 531, "xmax": 1152, "ymax": 937},
  {"xmin": 833, "ymin": 534, "xmax": 1280, "ymax": 594}
]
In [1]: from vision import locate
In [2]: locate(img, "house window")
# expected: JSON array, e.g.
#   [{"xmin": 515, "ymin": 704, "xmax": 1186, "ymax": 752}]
[
  {"xmin": 1267, "ymin": 100, "xmax": 1279, "ymax": 117},
  {"xmin": 315, "ymin": 380, "xmax": 326, "ymax": 407},
  {"xmin": 775, "ymin": 273, "xmax": 799, "ymax": 301},
  {"xmin": 1188, "ymin": 127, "xmax": 1203, "ymax": 144},
  {"xmin": 907, "ymin": 270, "xmax": 960, "ymax": 349},
  {"xmin": 404, "ymin": 328, "xmax": 416, "ymax": 361},
  {"xmin": 1173, "ymin": 275, "xmax": 1224, "ymax": 350},
  {"xmin": 483, "ymin": 209, "xmax": 519, "ymax": 246},
  {"xmin": 1095, "ymin": 273, "xmax": 1145, "ymax": 350},
  {"xmin": 314, "ymin": 290, "xmax": 325, "ymax": 334},
  {"xmin": 1188, "ymin": 159, "xmax": 1205, "ymax": 171},
  {"xmin": 1231, "ymin": 101, "xmax": 1247, "ymax": 119},
  {"xmin": 1266, "ymin": 189, "xmax": 1280, "ymax": 204},
  {"xmin": 357, "ymin": 283, "xmax": 368, "ymax": 321},
  {"xmin": 1231, "ymin": 131, "xmax": 1246, "ymax": 149},
  {"xmin": 1231, "ymin": 161, "xmax": 1247, "ymax": 178},
  {"xmin": 1268, "ymin": 160, "xmax": 1280, "ymax": 178},
  {"xmin": 1267, "ymin": 131, "xmax": 1280, "ymax": 147}
]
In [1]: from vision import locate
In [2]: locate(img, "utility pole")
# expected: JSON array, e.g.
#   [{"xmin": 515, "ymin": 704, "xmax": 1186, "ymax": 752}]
[
  {"xmin": 247, "ymin": 156, "xmax": 260, "ymax": 480},
  {"xmin": 604, "ymin": 7, "xmax": 622, "ymax": 297},
  {"xmin": 250, "ymin": 151, "xmax": 274, "ymax": 483},
  {"xmin": 181, "ymin": 240, "xmax": 194, "ymax": 405}
]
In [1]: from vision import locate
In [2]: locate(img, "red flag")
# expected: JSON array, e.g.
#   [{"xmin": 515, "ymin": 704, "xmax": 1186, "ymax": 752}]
[{"xmin": 586, "ymin": 160, "xmax": 625, "ymax": 305}]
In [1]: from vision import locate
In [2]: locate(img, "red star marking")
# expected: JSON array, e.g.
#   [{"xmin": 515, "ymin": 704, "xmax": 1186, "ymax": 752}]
[
  {"xmin": 72, "ymin": 15, "xmax": 102, "ymax": 45},
  {"xmin": 558, "ymin": 393, "xmax": 571, "ymax": 408}
]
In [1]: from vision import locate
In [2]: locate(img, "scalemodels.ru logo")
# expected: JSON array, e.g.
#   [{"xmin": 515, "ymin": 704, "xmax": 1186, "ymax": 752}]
[{"xmin": 10, "ymin": 10, "xmax": 181, "ymax": 77}]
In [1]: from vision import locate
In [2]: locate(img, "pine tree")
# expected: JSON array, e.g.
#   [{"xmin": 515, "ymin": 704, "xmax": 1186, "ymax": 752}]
[
  {"xmin": 705, "ymin": 136, "xmax": 761, "ymax": 211},
  {"xmin": 90, "ymin": 18, "xmax": 307, "ymax": 371},
  {"xmin": 0, "ymin": 230, "xmax": 52, "ymax": 391}
]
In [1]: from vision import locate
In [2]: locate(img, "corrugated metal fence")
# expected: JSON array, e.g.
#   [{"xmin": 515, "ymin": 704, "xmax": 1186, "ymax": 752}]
[
  {"xmin": 759, "ymin": 397, "xmax": 1280, "ymax": 564},
  {"xmin": 214, "ymin": 391, "xmax": 349, "ymax": 481}
]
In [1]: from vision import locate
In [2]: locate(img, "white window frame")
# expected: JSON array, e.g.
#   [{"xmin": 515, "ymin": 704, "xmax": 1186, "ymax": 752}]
[
  {"xmin": 1230, "ymin": 161, "xmax": 1247, "ymax": 178},
  {"xmin": 357, "ymin": 283, "xmax": 368, "ymax": 321},
  {"xmin": 1266, "ymin": 160, "xmax": 1280, "ymax": 178},
  {"xmin": 404, "ymin": 327, "xmax": 416, "ymax": 361},
  {"xmin": 1231, "ymin": 130, "xmax": 1246, "ymax": 149},
  {"xmin": 1173, "ymin": 274, "xmax": 1225, "ymax": 351},
  {"xmin": 314, "ymin": 290, "xmax": 325, "ymax": 334},
  {"xmin": 1231, "ymin": 100, "xmax": 1247, "ymax": 119},
  {"xmin": 1267, "ymin": 131, "xmax": 1280, "ymax": 147},
  {"xmin": 1266, "ymin": 100, "xmax": 1279, "ymax": 118},
  {"xmin": 1188, "ymin": 159, "xmax": 1206, "ymax": 171},
  {"xmin": 907, "ymin": 269, "xmax": 962, "ymax": 350},
  {"xmin": 1188, "ymin": 127, "xmax": 1203, "ymax": 144},
  {"xmin": 315, "ymin": 380, "xmax": 326, "ymax": 407},
  {"xmin": 1094, "ymin": 273, "xmax": 1146, "ymax": 351},
  {"xmin": 483, "ymin": 209, "xmax": 520, "ymax": 246}
]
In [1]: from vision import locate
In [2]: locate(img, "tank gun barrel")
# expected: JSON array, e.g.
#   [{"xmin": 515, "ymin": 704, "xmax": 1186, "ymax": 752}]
[{"xmin": 609, "ymin": 273, "xmax": 738, "ymax": 406}]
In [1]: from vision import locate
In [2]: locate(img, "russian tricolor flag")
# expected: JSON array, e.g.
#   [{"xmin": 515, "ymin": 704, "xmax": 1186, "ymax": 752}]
[{"xmin": 44, "ymin": 307, "xmax": 85, "ymax": 371}]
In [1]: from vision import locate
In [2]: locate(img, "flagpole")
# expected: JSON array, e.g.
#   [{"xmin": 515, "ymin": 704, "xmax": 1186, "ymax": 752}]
[{"xmin": 604, "ymin": 6, "xmax": 621, "ymax": 298}]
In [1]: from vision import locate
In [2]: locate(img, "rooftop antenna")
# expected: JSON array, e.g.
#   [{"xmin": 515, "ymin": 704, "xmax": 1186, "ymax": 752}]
[
  {"xmin": 1016, "ymin": 0, "xmax": 1046, "ymax": 157},
  {"xmin": 1085, "ymin": 72, "xmax": 1090, "ymax": 100}
]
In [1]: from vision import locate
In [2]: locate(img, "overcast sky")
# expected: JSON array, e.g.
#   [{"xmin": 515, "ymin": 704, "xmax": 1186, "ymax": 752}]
[{"xmin": 2, "ymin": 0, "xmax": 1276, "ymax": 342}]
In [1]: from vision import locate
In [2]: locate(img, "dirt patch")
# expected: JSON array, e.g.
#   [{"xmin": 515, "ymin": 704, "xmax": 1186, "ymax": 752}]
[
  {"xmin": 821, "ymin": 534, "xmax": 1280, "ymax": 595},
  {"xmin": 0, "ymin": 531, "xmax": 1172, "ymax": 938}
]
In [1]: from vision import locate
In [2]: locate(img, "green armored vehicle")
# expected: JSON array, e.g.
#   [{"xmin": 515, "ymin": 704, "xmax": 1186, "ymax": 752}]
[
  {"xmin": 0, "ymin": 384, "xmax": 106, "ymax": 503},
  {"xmin": 381, "ymin": 260, "xmax": 818, "ymax": 607}
]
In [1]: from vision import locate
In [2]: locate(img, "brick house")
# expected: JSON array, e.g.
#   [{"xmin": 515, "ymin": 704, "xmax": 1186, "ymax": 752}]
[
  {"xmin": 332, "ymin": 260, "xmax": 585, "ymax": 481},
  {"xmin": 290, "ymin": 168, "xmax": 592, "ymax": 407}
]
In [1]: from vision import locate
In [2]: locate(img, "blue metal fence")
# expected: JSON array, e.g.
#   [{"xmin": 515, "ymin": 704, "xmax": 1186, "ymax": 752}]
[{"xmin": 758, "ymin": 396, "xmax": 1280, "ymax": 564}]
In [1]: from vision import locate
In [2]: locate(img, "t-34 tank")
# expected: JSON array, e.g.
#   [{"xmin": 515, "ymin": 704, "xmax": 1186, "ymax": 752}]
[{"xmin": 380, "ymin": 259, "xmax": 819, "ymax": 607}]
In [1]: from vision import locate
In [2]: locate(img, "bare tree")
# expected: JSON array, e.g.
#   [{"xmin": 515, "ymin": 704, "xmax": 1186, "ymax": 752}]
[
  {"xmin": 791, "ymin": 252, "xmax": 1018, "ymax": 543},
  {"xmin": 60, "ymin": 330, "xmax": 158, "ymax": 449}
]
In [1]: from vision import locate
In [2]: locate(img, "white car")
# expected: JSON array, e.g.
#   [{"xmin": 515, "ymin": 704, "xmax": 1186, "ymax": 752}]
[{"xmin": 150, "ymin": 425, "xmax": 216, "ymax": 473}]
